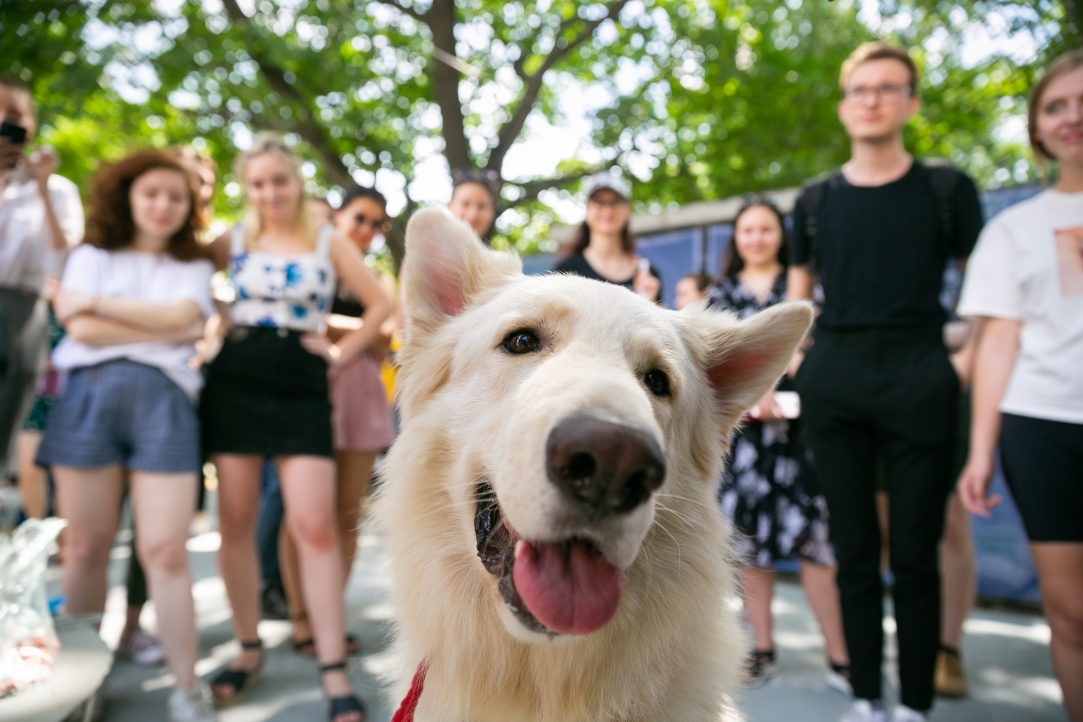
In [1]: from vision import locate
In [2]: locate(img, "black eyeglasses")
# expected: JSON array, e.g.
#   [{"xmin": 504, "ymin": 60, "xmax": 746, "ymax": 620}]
[
  {"xmin": 354, "ymin": 213, "xmax": 391, "ymax": 233},
  {"xmin": 843, "ymin": 84, "xmax": 912, "ymax": 103}
]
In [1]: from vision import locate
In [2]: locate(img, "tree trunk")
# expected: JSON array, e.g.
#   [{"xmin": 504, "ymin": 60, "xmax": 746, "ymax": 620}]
[{"xmin": 428, "ymin": 0, "xmax": 470, "ymax": 171}]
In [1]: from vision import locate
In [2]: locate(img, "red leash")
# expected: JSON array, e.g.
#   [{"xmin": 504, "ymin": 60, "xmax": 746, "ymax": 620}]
[{"xmin": 391, "ymin": 661, "xmax": 429, "ymax": 722}]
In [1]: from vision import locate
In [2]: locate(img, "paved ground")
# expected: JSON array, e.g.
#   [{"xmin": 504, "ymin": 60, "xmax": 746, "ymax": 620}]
[{"xmin": 70, "ymin": 506, "xmax": 1066, "ymax": 722}]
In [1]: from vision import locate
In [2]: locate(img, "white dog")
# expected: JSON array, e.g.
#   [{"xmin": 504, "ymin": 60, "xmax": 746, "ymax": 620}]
[{"xmin": 374, "ymin": 208, "xmax": 813, "ymax": 722}]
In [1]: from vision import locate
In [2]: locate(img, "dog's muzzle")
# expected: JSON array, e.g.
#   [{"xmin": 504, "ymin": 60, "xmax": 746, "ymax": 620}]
[{"xmin": 474, "ymin": 417, "xmax": 665, "ymax": 637}]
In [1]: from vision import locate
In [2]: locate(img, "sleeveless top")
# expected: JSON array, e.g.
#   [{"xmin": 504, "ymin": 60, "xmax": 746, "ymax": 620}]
[{"xmin": 227, "ymin": 224, "xmax": 336, "ymax": 331}]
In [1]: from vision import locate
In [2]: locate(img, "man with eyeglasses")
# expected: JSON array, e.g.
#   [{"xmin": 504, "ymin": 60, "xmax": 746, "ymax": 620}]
[{"xmin": 786, "ymin": 43, "xmax": 984, "ymax": 722}]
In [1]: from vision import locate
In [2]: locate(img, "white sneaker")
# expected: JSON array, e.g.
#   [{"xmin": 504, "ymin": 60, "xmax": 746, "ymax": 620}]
[
  {"xmin": 841, "ymin": 699, "xmax": 887, "ymax": 722},
  {"xmin": 891, "ymin": 705, "xmax": 928, "ymax": 722},
  {"xmin": 826, "ymin": 667, "xmax": 854, "ymax": 697},
  {"xmin": 118, "ymin": 628, "xmax": 166, "ymax": 666},
  {"xmin": 168, "ymin": 683, "xmax": 217, "ymax": 722}
]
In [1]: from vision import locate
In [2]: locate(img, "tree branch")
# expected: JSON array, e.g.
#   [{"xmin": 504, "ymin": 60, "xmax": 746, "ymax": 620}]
[
  {"xmin": 488, "ymin": 0, "xmax": 630, "ymax": 174},
  {"xmin": 507, "ymin": 162, "xmax": 617, "ymax": 208},
  {"xmin": 220, "ymin": 0, "xmax": 351, "ymax": 186},
  {"xmin": 368, "ymin": 0, "xmax": 428, "ymax": 23},
  {"xmin": 426, "ymin": 0, "xmax": 470, "ymax": 171}
]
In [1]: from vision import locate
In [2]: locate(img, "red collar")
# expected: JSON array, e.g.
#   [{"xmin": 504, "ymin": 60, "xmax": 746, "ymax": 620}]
[{"xmin": 391, "ymin": 661, "xmax": 428, "ymax": 722}]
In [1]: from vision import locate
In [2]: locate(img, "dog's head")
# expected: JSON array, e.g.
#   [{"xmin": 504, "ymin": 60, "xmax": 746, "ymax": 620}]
[{"xmin": 391, "ymin": 207, "xmax": 812, "ymax": 644}]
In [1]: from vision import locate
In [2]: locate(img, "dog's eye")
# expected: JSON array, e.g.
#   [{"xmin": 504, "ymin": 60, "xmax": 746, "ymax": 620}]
[
  {"xmin": 502, "ymin": 329, "xmax": 539, "ymax": 355},
  {"xmin": 644, "ymin": 369, "xmax": 670, "ymax": 397}
]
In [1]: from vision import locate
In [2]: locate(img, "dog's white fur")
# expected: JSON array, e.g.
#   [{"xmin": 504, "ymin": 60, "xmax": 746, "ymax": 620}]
[{"xmin": 373, "ymin": 208, "xmax": 813, "ymax": 722}]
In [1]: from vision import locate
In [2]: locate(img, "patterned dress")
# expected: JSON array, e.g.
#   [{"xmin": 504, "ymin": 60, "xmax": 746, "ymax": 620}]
[{"xmin": 710, "ymin": 273, "xmax": 835, "ymax": 569}]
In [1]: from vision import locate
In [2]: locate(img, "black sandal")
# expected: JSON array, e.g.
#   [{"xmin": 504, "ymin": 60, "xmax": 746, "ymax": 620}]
[
  {"xmin": 292, "ymin": 612, "xmax": 316, "ymax": 656},
  {"xmin": 211, "ymin": 639, "xmax": 264, "ymax": 707},
  {"xmin": 744, "ymin": 648, "xmax": 777, "ymax": 687},
  {"xmin": 320, "ymin": 660, "xmax": 366, "ymax": 722}
]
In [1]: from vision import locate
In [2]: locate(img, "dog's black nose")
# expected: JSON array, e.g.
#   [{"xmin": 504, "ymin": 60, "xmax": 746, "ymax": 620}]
[{"xmin": 546, "ymin": 416, "xmax": 665, "ymax": 517}]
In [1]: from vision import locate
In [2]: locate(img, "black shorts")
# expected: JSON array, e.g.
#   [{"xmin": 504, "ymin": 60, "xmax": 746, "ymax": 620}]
[
  {"xmin": 1000, "ymin": 413, "xmax": 1083, "ymax": 543},
  {"xmin": 201, "ymin": 326, "xmax": 333, "ymax": 459}
]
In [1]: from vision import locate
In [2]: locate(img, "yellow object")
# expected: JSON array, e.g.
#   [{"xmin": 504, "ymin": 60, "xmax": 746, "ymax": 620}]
[{"xmin": 381, "ymin": 334, "xmax": 403, "ymax": 403}]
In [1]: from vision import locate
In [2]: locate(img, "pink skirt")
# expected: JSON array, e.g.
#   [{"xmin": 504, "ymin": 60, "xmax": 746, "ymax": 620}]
[{"xmin": 329, "ymin": 352, "xmax": 395, "ymax": 453}]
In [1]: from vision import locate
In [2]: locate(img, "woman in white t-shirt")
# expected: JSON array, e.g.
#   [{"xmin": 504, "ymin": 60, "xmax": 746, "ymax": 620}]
[
  {"xmin": 36, "ymin": 150, "xmax": 218, "ymax": 722},
  {"xmin": 957, "ymin": 50, "xmax": 1083, "ymax": 722}
]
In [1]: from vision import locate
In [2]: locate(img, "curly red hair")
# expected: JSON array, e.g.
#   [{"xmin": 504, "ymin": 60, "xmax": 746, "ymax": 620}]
[{"xmin": 83, "ymin": 150, "xmax": 204, "ymax": 261}]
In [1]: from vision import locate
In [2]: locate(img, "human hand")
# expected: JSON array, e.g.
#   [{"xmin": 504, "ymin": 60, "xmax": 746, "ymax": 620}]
[
  {"xmin": 301, "ymin": 332, "xmax": 344, "ymax": 365},
  {"xmin": 53, "ymin": 290, "xmax": 97, "ymax": 323},
  {"xmin": 634, "ymin": 269, "xmax": 661, "ymax": 303},
  {"xmin": 749, "ymin": 392, "xmax": 786, "ymax": 421},
  {"xmin": 23, "ymin": 147, "xmax": 58, "ymax": 192},
  {"xmin": 957, "ymin": 454, "xmax": 1002, "ymax": 518}
]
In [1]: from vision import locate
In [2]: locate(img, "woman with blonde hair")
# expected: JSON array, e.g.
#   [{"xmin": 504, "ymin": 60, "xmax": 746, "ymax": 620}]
[
  {"xmin": 201, "ymin": 134, "xmax": 390, "ymax": 722},
  {"xmin": 957, "ymin": 49, "xmax": 1083, "ymax": 721}
]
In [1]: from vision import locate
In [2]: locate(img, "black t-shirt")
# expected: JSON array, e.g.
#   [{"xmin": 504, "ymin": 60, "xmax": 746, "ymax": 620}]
[
  {"xmin": 552, "ymin": 253, "xmax": 663, "ymax": 302},
  {"xmin": 791, "ymin": 161, "xmax": 983, "ymax": 329}
]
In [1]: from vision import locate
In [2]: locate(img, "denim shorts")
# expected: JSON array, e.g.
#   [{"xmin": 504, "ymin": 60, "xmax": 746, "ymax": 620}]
[{"xmin": 36, "ymin": 359, "xmax": 201, "ymax": 473}]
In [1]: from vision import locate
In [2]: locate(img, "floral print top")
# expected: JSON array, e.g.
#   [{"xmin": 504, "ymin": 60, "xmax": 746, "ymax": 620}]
[{"xmin": 227, "ymin": 224, "xmax": 336, "ymax": 331}]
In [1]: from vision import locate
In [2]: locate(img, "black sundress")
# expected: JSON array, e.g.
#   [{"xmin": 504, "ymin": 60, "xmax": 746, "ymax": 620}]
[{"xmin": 710, "ymin": 273, "xmax": 835, "ymax": 569}]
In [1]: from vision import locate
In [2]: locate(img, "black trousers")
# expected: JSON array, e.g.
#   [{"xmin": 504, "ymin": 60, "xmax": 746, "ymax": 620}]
[
  {"xmin": 794, "ymin": 326, "xmax": 958, "ymax": 712},
  {"xmin": 0, "ymin": 288, "xmax": 48, "ymax": 471}
]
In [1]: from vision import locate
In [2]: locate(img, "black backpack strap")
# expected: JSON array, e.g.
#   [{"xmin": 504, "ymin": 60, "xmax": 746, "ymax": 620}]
[
  {"xmin": 923, "ymin": 160, "xmax": 962, "ymax": 258},
  {"xmin": 798, "ymin": 171, "xmax": 835, "ymax": 272}
]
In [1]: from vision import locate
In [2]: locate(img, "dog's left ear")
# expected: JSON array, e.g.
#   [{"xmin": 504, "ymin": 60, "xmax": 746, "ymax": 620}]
[
  {"xmin": 402, "ymin": 207, "xmax": 521, "ymax": 336},
  {"xmin": 689, "ymin": 302, "xmax": 814, "ymax": 429}
]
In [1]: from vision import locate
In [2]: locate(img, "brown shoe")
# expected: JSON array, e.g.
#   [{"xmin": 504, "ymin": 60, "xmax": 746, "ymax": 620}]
[{"xmin": 935, "ymin": 647, "xmax": 968, "ymax": 698}]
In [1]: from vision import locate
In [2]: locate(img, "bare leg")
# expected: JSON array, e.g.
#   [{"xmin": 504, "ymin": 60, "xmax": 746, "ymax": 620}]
[
  {"xmin": 282, "ymin": 450, "xmax": 377, "ymax": 649},
  {"xmin": 1030, "ymin": 543, "xmax": 1083, "ymax": 722},
  {"xmin": 276, "ymin": 455, "xmax": 359, "ymax": 717},
  {"xmin": 800, "ymin": 560, "xmax": 850, "ymax": 665},
  {"xmin": 939, "ymin": 493, "xmax": 976, "ymax": 649},
  {"xmin": 53, "ymin": 464, "xmax": 124, "ymax": 615},
  {"xmin": 742, "ymin": 567, "xmax": 775, "ymax": 652},
  {"xmin": 336, "ymin": 450, "xmax": 377, "ymax": 579},
  {"xmin": 279, "ymin": 522, "xmax": 311, "ymax": 648},
  {"xmin": 129, "ymin": 470, "xmax": 199, "ymax": 691},
  {"xmin": 211, "ymin": 454, "xmax": 264, "ymax": 693},
  {"xmin": 16, "ymin": 431, "xmax": 47, "ymax": 519}
]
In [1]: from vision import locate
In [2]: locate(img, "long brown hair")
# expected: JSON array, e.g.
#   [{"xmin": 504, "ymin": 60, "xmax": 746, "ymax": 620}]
[
  {"xmin": 83, "ymin": 150, "xmax": 203, "ymax": 261},
  {"xmin": 1029, "ymin": 49, "xmax": 1083, "ymax": 176}
]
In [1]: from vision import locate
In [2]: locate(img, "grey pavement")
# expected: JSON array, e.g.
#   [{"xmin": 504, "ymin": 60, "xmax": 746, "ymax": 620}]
[{"xmin": 80, "ymin": 506, "xmax": 1067, "ymax": 722}]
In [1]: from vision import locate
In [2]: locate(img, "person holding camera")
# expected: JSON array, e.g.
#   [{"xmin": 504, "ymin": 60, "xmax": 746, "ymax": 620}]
[{"xmin": 0, "ymin": 74, "xmax": 83, "ymax": 472}]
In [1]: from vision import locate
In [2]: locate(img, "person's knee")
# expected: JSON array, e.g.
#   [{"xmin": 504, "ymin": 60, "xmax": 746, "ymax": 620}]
[
  {"xmin": 288, "ymin": 513, "xmax": 338, "ymax": 553},
  {"xmin": 66, "ymin": 532, "xmax": 114, "ymax": 570},
  {"xmin": 139, "ymin": 538, "xmax": 189, "ymax": 577},
  {"xmin": 218, "ymin": 507, "xmax": 258, "ymax": 543},
  {"xmin": 1047, "ymin": 601, "xmax": 1083, "ymax": 649}
]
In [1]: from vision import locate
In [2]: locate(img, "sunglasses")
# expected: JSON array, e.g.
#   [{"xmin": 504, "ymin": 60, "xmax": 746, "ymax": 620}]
[{"xmin": 353, "ymin": 213, "xmax": 392, "ymax": 233}]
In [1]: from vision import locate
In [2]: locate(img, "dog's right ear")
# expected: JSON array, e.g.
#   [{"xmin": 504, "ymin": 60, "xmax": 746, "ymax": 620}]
[{"xmin": 402, "ymin": 207, "xmax": 521, "ymax": 336}]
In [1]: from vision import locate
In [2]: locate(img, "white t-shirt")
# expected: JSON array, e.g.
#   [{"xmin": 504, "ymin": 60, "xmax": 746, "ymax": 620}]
[
  {"xmin": 0, "ymin": 173, "xmax": 84, "ymax": 292},
  {"xmin": 957, "ymin": 188, "xmax": 1083, "ymax": 425},
  {"xmin": 51, "ymin": 245, "xmax": 215, "ymax": 400}
]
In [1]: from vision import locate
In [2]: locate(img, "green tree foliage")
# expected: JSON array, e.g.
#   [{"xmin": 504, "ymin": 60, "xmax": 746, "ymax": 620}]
[
  {"xmin": 3, "ymin": 0, "xmax": 1073, "ymax": 258},
  {"xmin": 5, "ymin": 0, "xmax": 699, "ymax": 260},
  {"xmin": 590, "ymin": 0, "xmax": 1069, "ymax": 212}
]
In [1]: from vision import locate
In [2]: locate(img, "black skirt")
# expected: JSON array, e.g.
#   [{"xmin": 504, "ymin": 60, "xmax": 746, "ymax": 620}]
[{"xmin": 201, "ymin": 326, "xmax": 333, "ymax": 458}]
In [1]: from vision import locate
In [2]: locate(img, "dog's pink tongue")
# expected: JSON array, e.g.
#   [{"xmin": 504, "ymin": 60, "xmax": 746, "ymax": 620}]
[{"xmin": 513, "ymin": 540, "xmax": 626, "ymax": 635}]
